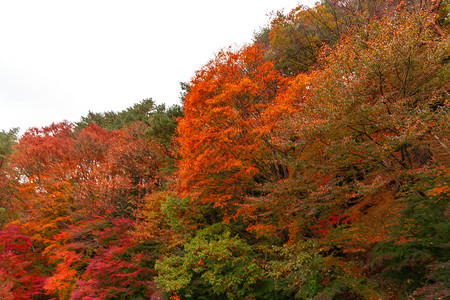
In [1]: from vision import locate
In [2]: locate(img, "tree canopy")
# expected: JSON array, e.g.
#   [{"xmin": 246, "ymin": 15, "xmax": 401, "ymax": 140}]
[{"xmin": 0, "ymin": 1, "xmax": 448, "ymax": 299}]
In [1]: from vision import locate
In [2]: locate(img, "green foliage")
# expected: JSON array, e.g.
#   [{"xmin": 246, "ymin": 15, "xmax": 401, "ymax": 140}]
[
  {"xmin": 267, "ymin": 241, "xmax": 324, "ymax": 299},
  {"xmin": 147, "ymin": 104, "xmax": 183, "ymax": 149},
  {"xmin": 413, "ymin": 261, "xmax": 450, "ymax": 299},
  {"xmin": 266, "ymin": 5, "xmax": 337, "ymax": 75},
  {"xmin": 155, "ymin": 224, "xmax": 262, "ymax": 299},
  {"xmin": 437, "ymin": 0, "xmax": 450, "ymax": 29},
  {"xmin": 179, "ymin": 81, "xmax": 191, "ymax": 104},
  {"xmin": 160, "ymin": 195, "xmax": 192, "ymax": 234},
  {"xmin": 77, "ymin": 98, "xmax": 157, "ymax": 130},
  {"xmin": 369, "ymin": 168, "xmax": 450, "ymax": 296},
  {"xmin": 0, "ymin": 128, "xmax": 18, "ymax": 168},
  {"xmin": 252, "ymin": 25, "xmax": 271, "ymax": 47},
  {"xmin": 265, "ymin": 240, "xmax": 379, "ymax": 299},
  {"xmin": 317, "ymin": 276, "xmax": 378, "ymax": 300},
  {"xmin": 0, "ymin": 128, "xmax": 19, "ymax": 226},
  {"xmin": 77, "ymin": 98, "xmax": 182, "ymax": 148}
]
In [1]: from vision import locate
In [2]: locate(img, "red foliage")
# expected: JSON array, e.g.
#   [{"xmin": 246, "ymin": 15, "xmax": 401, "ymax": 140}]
[
  {"xmin": 0, "ymin": 224, "xmax": 47, "ymax": 299},
  {"xmin": 46, "ymin": 217, "xmax": 157, "ymax": 299}
]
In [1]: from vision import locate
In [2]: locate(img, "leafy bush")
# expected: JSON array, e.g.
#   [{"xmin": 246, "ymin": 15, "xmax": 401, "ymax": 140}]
[{"xmin": 156, "ymin": 224, "xmax": 262, "ymax": 299}]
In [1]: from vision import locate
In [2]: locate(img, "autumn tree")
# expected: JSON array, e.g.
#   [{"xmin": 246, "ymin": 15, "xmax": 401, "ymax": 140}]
[
  {"xmin": 0, "ymin": 1, "xmax": 448, "ymax": 298},
  {"xmin": 265, "ymin": 4, "xmax": 343, "ymax": 75},
  {"xmin": 10, "ymin": 122, "xmax": 77, "ymax": 220},
  {"xmin": 258, "ymin": 5, "xmax": 449, "ymax": 298},
  {"xmin": 43, "ymin": 217, "xmax": 158, "ymax": 299},
  {"xmin": 177, "ymin": 44, "xmax": 288, "ymax": 224},
  {"xmin": 0, "ymin": 223, "xmax": 48, "ymax": 299},
  {"xmin": 3, "ymin": 120, "xmax": 169, "ymax": 297}
]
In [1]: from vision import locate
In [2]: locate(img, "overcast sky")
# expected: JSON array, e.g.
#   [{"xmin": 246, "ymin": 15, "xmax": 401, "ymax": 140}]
[{"xmin": 0, "ymin": 0, "xmax": 316, "ymax": 134}]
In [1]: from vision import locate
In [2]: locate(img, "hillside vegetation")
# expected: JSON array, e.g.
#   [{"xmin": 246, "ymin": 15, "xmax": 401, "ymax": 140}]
[{"xmin": 0, "ymin": 0, "xmax": 449, "ymax": 299}]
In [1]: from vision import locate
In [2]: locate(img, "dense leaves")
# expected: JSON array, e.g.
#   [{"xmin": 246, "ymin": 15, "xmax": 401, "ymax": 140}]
[
  {"xmin": 156, "ymin": 224, "xmax": 263, "ymax": 299},
  {"xmin": 177, "ymin": 44, "xmax": 288, "ymax": 224},
  {"xmin": 0, "ymin": 1, "xmax": 448, "ymax": 299}
]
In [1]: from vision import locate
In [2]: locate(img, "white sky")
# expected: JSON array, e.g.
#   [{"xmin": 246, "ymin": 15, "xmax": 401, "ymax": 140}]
[{"xmin": 0, "ymin": 0, "xmax": 316, "ymax": 134}]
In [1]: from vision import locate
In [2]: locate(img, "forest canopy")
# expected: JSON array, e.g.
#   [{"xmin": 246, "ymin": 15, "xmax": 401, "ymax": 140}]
[{"xmin": 0, "ymin": 0, "xmax": 449, "ymax": 299}]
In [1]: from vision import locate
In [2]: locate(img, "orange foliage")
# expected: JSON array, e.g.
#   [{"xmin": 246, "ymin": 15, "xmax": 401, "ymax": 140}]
[{"xmin": 177, "ymin": 44, "xmax": 287, "ymax": 214}]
